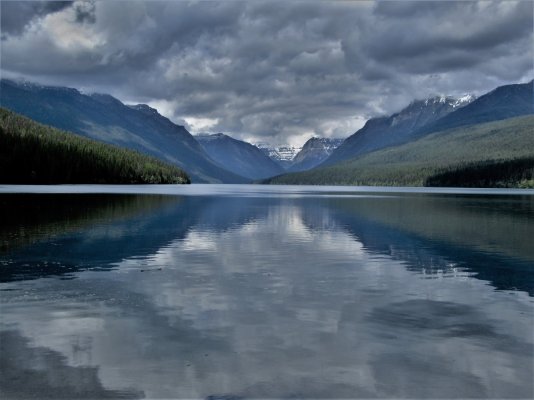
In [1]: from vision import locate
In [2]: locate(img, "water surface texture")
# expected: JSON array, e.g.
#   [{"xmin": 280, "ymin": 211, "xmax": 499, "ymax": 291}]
[{"xmin": 1, "ymin": 185, "xmax": 533, "ymax": 399}]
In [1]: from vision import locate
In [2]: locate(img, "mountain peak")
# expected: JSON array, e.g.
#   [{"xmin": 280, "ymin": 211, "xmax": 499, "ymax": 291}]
[
  {"xmin": 414, "ymin": 93, "xmax": 475, "ymax": 109},
  {"xmin": 254, "ymin": 143, "xmax": 303, "ymax": 167},
  {"xmin": 128, "ymin": 103, "xmax": 161, "ymax": 117},
  {"xmin": 453, "ymin": 94, "xmax": 476, "ymax": 107},
  {"xmin": 289, "ymin": 137, "xmax": 344, "ymax": 172}
]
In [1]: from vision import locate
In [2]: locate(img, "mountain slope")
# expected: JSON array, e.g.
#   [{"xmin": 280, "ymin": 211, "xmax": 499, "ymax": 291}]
[
  {"xmin": 415, "ymin": 80, "xmax": 534, "ymax": 136},
  {"xmin": 0, "ymin": 108, "xmax": 190, "ymax": 184},
  {"xmin": 195, "ymin": 133, "xmax": 284, "ymax": 180},
  {"xmin": 323, "ymin": 95, "xmax": 474, "ymax": 167},
  {"xmin": 289, "ymin": 138, "xmax": 344, "ymax": 172},
  {"xmin": 324, "ymin": 81, "xmax": 533, "ymax": 168},
  {"xmin": 264, "ymin": 115, "xmax": 534, "ymax": 187},
  {"xmin": 0, "ymin": 79, "xmax": 247, "ymax": 183}
]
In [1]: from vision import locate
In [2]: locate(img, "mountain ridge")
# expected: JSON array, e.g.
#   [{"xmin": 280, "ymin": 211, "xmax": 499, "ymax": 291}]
[
  {"xmin": 289, "ymin": 137, "xmax": 344, "ymax": 172},
  {"xmin": 195, "ymin": 133, "xmax": 284, "ymax": 180},
  {"xmin": 323, "ymin": 93, "xmax": 475, "ymax": 166},
  {"xmin": 0, "ymin": 108, "xmax": 190, "ymax": 184},
  {"xmin": 0, "ymin": 79, "xmax": 247, "ymax": 183},
  {"xmin": 323, "ymin": 81, "xmax": 533, "ymax": 167},
  {"xmin": 413, "ymin": 80, "xmax": 534, "ymax": 136}
]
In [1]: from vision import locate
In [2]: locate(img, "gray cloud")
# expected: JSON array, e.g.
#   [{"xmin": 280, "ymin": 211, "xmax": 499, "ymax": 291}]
[
  {"xmin": 1, "ymin": 1, "xmax": 72, "ymax": 37},
  {"xmin": 73, "ymin": 1, "xmax": 96, "ymax": 24},
  {"xmin": 1, "ymin": 0, "xmax": 532, "ymax": 146}
]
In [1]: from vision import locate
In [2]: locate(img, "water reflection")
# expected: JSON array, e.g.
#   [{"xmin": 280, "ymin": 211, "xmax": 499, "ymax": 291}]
[
  {"xmin": 0, "ymin": 189, "xmax": 532, "ymax": 398},
  {"xmin": 0, "ymin": 330, "xmax": 142, "ymax": 399},
  {"xmin": 312, "ymin": 195, "xmax": 534, "ymax": 294}
]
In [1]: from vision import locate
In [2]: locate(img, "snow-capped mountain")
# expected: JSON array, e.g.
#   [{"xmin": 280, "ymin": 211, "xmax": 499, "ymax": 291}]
[
  {"xmin": 453, "ymin": 94, "xmax": 477, "ymax": 108},
  {"xmin": 324, "ymin": 93, "xmax": 476, "ymax": 166},
  {"xmin": 255, "ymin": 143, "xmax": 303, "ymax": 168},
  {"xmin": 424, "ymin": 94, "xmax": 476, "ymax": 108}
]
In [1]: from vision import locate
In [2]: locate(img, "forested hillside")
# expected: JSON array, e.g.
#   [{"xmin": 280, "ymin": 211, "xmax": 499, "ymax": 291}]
[
  {"xmin": 264, "ymin": 115, "xmax": 534, "ymax": 188},
  {"xmin": 0, "ymin": 79, "xmax": 246, "ymax": 183},
  {"xmin": 0, "ymin": 108, "xmax": 190, "ymax": 184}
]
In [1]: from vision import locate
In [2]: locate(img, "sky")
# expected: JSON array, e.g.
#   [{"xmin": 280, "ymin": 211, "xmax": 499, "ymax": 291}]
[{"xmin": 1, "ymin": 1, "xmax": 533, "ymax": 146}]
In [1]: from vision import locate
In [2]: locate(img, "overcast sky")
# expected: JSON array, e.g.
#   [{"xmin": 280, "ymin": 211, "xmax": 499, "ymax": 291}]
[{"xmin": 1, "ymin": 1, "xmax": 533, "ymax": 146}]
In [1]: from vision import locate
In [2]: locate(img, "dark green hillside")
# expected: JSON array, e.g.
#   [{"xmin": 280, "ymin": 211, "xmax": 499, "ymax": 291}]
[
  {"xmin": 264, "ymin": 115, "xmax": 534, "ymax": 187},
  {"xmin": 425, "ymin": 158, "xmax": 534, "ymax": 188},
  {"xmin": 0, "ymin": 108, "xmax": 190, "ymax": 184}
]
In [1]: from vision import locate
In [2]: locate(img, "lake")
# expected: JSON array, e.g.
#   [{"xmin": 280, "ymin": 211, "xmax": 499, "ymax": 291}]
[{"xmin": 1, "ymin": 184, "xmax": 533, "ymax": 399}]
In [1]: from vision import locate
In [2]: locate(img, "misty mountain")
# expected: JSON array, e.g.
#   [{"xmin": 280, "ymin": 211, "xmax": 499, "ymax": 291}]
[
  {"xmin": 0, "ymin": 79, "xmax": 247, "ymax": 183},
  {"xmin": 324, "ymin": 81, "xmax": 533, "ymax": 167},
  {"xmin": 195, "ymin": 133, "xmax": 284, "ymax": 180},
  {"xmin": 288, "ymin": 138, "xmax": 344, "ymax": 172},
  {"xmin": 323, "ymin": 94, "xmax": 475, "ymax": 166},
  {"xmin": 415, "ymin": 80, "xmax": 534, "ymax": 136}
]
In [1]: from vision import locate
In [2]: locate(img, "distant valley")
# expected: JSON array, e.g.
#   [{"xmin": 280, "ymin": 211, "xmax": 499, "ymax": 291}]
[
  {"xmin": 254, "ymin": 139, "xmax": 345, "ymax": 172},
  {"xmin": 195, "ymin": 133, "xmax": 284, "ymax": 180}
]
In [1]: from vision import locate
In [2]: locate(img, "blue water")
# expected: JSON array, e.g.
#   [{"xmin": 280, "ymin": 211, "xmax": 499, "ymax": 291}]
[{"xmin": 0, "ymin": 185, "xmax": 532, "ymax": 398}]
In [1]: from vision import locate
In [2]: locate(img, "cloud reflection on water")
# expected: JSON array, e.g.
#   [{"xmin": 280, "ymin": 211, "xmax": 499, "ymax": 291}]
[{"xmin": 1, "ymin": 192, "xmax": 533, "ymax": 398}]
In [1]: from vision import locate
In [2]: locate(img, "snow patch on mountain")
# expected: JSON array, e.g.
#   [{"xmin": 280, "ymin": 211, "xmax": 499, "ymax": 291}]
[
  {"xmin": 255, "ymin": 143, "xmax": 302, "ymax": 163},
  {"xmin": 453, "ymin": 94, "xmax": 476, "ymax": 108},
  {"xmin": 423, "ymin": 94, "xmax": 476, "ymax": 108}
]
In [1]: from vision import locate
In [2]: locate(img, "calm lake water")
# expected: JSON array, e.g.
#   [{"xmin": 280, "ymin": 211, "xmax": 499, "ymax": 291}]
[{"xmin": 1, "ymin": 184, "xmax": 533, "ymax": 399}]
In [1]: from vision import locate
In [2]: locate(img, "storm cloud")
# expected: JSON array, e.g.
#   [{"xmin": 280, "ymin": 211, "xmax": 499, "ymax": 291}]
[
  {"xmin": 1, "ymin": 1, "xmax": 72, "ymax": 37},
  {"xmin": 1, "ymin": 1, "xmax": 532, "ymax": 145}
]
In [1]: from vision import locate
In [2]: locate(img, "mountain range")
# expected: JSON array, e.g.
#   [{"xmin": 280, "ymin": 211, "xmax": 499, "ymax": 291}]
[
  {"xmin": 324, "ymin": 81, "xmax": 532, "ymax": 167},
  {"xmin": 265, "ymin": 80, "xmax": 534, "ymax": 186},
  {"xmin": 0, "ymin": 79, "xmax": 246, "ymax": 183},
  {"xmin": 323, "ymin": 95, "xmax": 475, "ymax": 166},
  {"xmin": 1, "ymin": 78, "xmax": 532, "ymax": 186}
]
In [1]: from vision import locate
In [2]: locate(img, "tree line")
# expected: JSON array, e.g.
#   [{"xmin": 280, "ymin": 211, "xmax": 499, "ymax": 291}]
[
  {"xmin": 0, "ymin": 108, "xmax": 190, "ymax": 184},
  {"xmin": 424, "ymin": 158, "xmax": 534, "ymax": 188}
]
